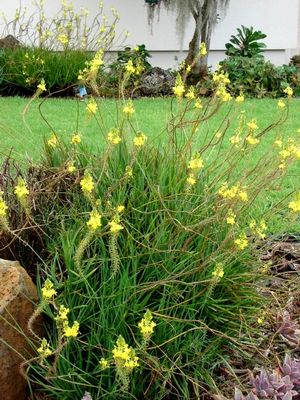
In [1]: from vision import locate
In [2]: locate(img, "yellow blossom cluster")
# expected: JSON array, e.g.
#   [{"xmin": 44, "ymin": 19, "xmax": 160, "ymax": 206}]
[
  {"xmin": 213, "ymin": 68, "xmax": 232, "ymax": 101},
  {"xmin": 218, "ymin": 183, "xmax": 248, "ymax": 202},
  {"xmin": 185, "ymin": 87, "xmax": 195, "ymax": 100},
  {"xmin": 133, "ymin": 132, "xmax": 147, "ymax": 147},
  {"xmin": 37, "ymin": 338, "xmax": 52, "ymax": 358},
  {"xmin": 71, "ymin": 133, "xmax": 81, "ymax": 145},
  {"xmin": 186, "ymin": 153, "xmax": 204, "ymax": 187},
  {"xmin": 123, "ymin": 100, "xmax": 135, "ymax": 115},
  {"xmin": 276, "ymin": 138, "xmax": 300, "ymax": 169},
  {"xmin": 41, "ymin": 279, "xmax": 57, "ymax": 301},
  {"xmin": 87, "ymin": 209, "xmax": 102, "ymax": 231},
  {"xmin": 37, "ymin": 79, "xmax": 46, "ymax": 92},
  {"xmin": 235, "ymin": 93, "xmax": 244, "ymax": 103},
  {"xmin": 246, "ymin": 135, "xmax": 260, "ymax": 145},
  {"xmin": 14, "ymin": 178, "xmax": 29, "ymax": 199},
  {"xmin": 108, "ymin": 128, "xmax": 122, "ymax": 145},
  {"xmin": 173, "ymin": 74, "xmax": 185, "ymax": 97},
  {"xmin": 289, "ymin": 193, "xmax": 300, "ymax": 212},
  {"xmin": 124, "ymin": 58, "xmax": 144, "ymax": 75},
  {"xmin": 277, "ymin": 99, "xmax": 286, "ymax": 109},
  {"xmin": 47, "ymin": 133, "xmax": 58, "ymax": 148},
  {"xmin": 226, "ymin": 209, "xmax": 236, "ymax": 225},
  {"xmin": 86, "ymin": 98, "xmax": 98, "ymax": 115},
  {"xmin": 99, "ymin": 358, "xmax": 109, "ymax": 370},
  {"xmin": 108, "ymin": 218, "xmax": 123, "ymax": 233},
  {"xmin": 80, "ymin": 172, "xmax": 94, "ymax": 194},
  {"xmin": 212, "ymin": 262, "xmax": 224, "ymax": 280},
  {"xmin": 138, "ymin": 310, "xmax": 156, "ymax": 342},
  {"xmin": 63, "ymin": 320, "xmax": 80, "ymax": 338},
  {"xmin": 247, "ymin": 119, "xmax": 259, "ymax": 131},
  {"xmin": 234, "ymin": 232, "xmax": 248, "ymax": 250},
  {"xmin": 249, "ymin": 219, "xmax": 267, "ymax": 239},
  {"xmin": 67, "ymin": 161, "xmax": 76, "ymax": 173},
  {"xmin": 124, "ymin": 166, "xmax": 133, "ymax": 178},
  {"xmin": 78, "ymin": 50, "xmax": 104, "ymax": 81},
  {"xmin": 112, "ymin": 335, "xmax": 139, "ymax": 370},
  {"xmin": 283, "ymin": 86, "xmax": 293, "ymax": 97},
  {"xmin": 194, "ymin": 99, "xmax": 203, "ymax": 109},
  {"xmin": 199, "ymin": 42, "xmax": 207, "ymax": 56},
  {"xmin": 0, "ymin": 195, "xmax": 8, "ymax": 217},
  {"xmin": 56, "ymin": 305, "xmax": 70, "ymax": 322}
]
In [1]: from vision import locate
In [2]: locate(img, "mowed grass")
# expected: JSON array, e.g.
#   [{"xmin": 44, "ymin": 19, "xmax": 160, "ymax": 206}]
[{"xmin": 0, "ymin": 96, "xmax": 299, "ymax": 232}]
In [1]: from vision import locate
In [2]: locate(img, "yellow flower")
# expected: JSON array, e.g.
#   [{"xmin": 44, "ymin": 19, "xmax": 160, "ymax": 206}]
[
  {"xmin": 274, "ymin": 139, "xmax": 283, "ymax": 148},
  {"xmin": 124, "ymin": 166, "xmax": 133, "ymax": 178},
  {"xmin": 234, "ymin": 232, "xmax": 248, "ymax": 250},
  {"xmin": 226, "ymin": 209, "xmax": 236, "ymax": 225},
  {"xmin": 116, "ymin": 205, "xmax": 125, "ymax": 213},
  {"xmin": 235, "ymin": 94, "xmax": 244, "ymax": 103},
  {"xmin": 99, "ymin": 358, "xmax": 109, "ymax": 370},
  {"xmin": 56, "ymin": 305, "xmax": 70, "ymax": 322},
  {"xmin": 47, "ymin": 133, "xmax": 58, "ymax": 148},
  {"xmin": 133, "ymin": 132, "xmax": 147, "ymax": 147},
  {"xmin": 230, "ymin": 135, "xmax": 241, "ymax": 146},
  {"xmin": 186, "ymin": 65, "xmax": 192, "ymax": 73},
  {"xmin": 238, "ymin": 190, "xmax": 248, "ymax": 202},
  {"xmin": 277, "ymin": 100, "xmax": 286, "ymax": 109},
  {"xmin": 247, "ymin": 119, "xmax": 258, "ymax": 131},
  {"xmin": 194, "ymin": 99, "xmax": 203, "ymax": 109},
  {"xmin": 58, "ymin": 33, "xmax": 69, "ymax": 45},
  {"xmin": 123, "ymin": 101, "xmax": 135, "ymax": 115},
  {"xmin": 87, "ymin": 209, "xmax": 102, "ymax": 231},
  {"xmin": 125, "ymin": 59, "xmax": 135, "ymax": 74},
  {"xmin": 257, "ymin": 317, "xmax": 264, "ymax": 324},
  {"xmin": 71, "ymin": 134, "xmax": 81, "ymax": 144},
  {"xmin": 107, "ymin": 128, "xmax": 122, "ymax": 144},
  {"xmin": 80, "ymin": 172, "xmax": 94, "ymax": 194},
  {"xmin": 173, "ymin": 74, "xmax": 185, "ymax": 97},
  {"xmin": 212, "ymin": 263, "xmax": 224, "ymax": 279},
  {"xmin": 112, "ymin": 336, "xmax": 139, "ymax": 369},
  {"xmin": 86, "ymin": 98, "xmax": 98, "ymax": 115},
  {"xmin": 37, "ymin": 338, "xmax": 52, "ymax": 358},
  {"xmin": 187, "ymin": 174, "xmax": 196, "ymax": 186},
  {"xmin": 199, "ymin": 42, "xmax": 207, "ymax": 56},
  {"xmin": 37, "ymin": 79, "xmax": 46, "ymax": 92},
  {"xmin": 41, "ymin": 279, "xmax": 56, "ymax": 300},
  {"xmin": 138, "ymin": 310, "xmax": 156, "ymax": 341},
  {"xmin": 108, "ymin": 220, "xmax": 123, "ymax": 233},
  {"xmin": 14, "ymin": 178, "xmax": 29, "ymax": 199},
  {"xmin": 0, "ymin": 197, "xmax": 8, "ymax": 217},
  {"xmin": 63, "ymin": 321, "xmax": 80, "ymax": 338},
  {"xmin": 67, "ymin": 161, "xmax": 76, "ymax": 173},
  {"xmin": 283, "ymin": 86, "xmax": 293, "ymax": 97},
  {"xmin": 216, "ymin": 86, "xmax": 232, "ymax": 102},
  {"xmin": 246, "ymin": 135, "xmax": 259, "ymax": 145},
  {"xmin": 188, "ymin": 154, "xmax": 204, "ymax": 170},
  {"xmin": 288, "ymin": 193, "xmax": 300, "ymax": 212},
  {"xmin": 250, "ymin": 219, "xmax": 267, "ymax": 239},
  {"xmin": 185, "ymin": 87, "xmax": 195, "ymax": 100}
]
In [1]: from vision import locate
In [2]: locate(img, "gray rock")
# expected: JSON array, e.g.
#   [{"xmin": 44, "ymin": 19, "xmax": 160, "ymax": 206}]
[{"xmin": 140, "ymin": 67, "xmax": 175, "ymax": 96}]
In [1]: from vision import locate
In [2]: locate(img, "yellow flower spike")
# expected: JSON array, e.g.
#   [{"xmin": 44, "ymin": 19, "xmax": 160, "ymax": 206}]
[
  {"xmin": 283, "ymin": 86, "xmax": 293, "ymax": 97},
  {"xmin": 238, "ymin": 189, "xmax": 248, "ymax": 202},
  {"xmin": 199, "ymin": 42, "xmax": 207, "ymax": 56},
  {"xmin": 187, "ymin": 173, "xmax": 196, "ymax": 186},
  {"xmin": 123, "ymin": 100, "xmax": 135, "ymax": 115},
  {"xmin": 185, "ymin": 86, "xmax": 195, "ymax": 100},
  {"xmin": 288, "ymin": 193, "xmax": 300, "ymax": 212},
  {"xmin": 138, "ymin": 310, "xmax": 156, "ymax": 342},
  {"xmin": 124, "ymin": 166, "xmax": 133, "ymax": 178},
  {"xmin": 257, "ymin": 317, "xmax": 264, "ymax": 324},
  {"xmin": 56, "ymin": 305, "xmax": 70, "ymax": 322},
  {"xmin": 194, "ymin": 99, "xmax": 203, "ymax": 109},
  {"xmin": 37, "ymin": 78, "xmax": 46, "ymax": 92},
  {"xmin": 234, "ymin": 232, "xmax": 249, "ymax": 250},
  {"xmin": 37, "ymin": 338, "xmax": 52, "ymax": 358},
  {"xmin": 246, "ymin": 135, "xmax": 260, "ymax": 145},
  {"xmin": 63, "ymin": 321, "xmax": 80, "ymax": 338},
  {"xmin": 99, "ymin": 358, "xmax": 109, "ymax": 370},
  {"xmin": 0, "ymin": 196, "xmax": 8, "ymax": 217},
  {"xmin": 80, "ymin": 172, "xmax": 94, "ymax": 194},
  {"xmin": 108, "ymin": 219, "xmax": 123, "ymax": 233},
  {"xmin": 226, "ymin": 209, "xmax": 236, "ymax": 225},
  {"xmin": 87, "ymin": 209, "xmax": 102, "ymax": 231},
  {"xmin": 173, "ymin": 74, "xmax": 185, "ymax": 97},
  {"xmin": 188, "ymin": 153, "xmax": 204, "ymax": 170},
  {"xmin": 14, "ymin": 178, "xmax": 29, "ymax": 199},
  {"xmin": 112, "ymin": 335, "xmax": 139, "ymax": 369},
  {"xmin": 230, "ymin": 135, "xmax": 242, "ymax": 146},
  {"xmin": 66, "ymin": 161, "xmax": 76, "ymax": 173},
  {"xmin": 71, "ymin": 134, "xmax": 81, "ymax": 145},
  {"xmin": 125, "ymin": 59, "xmax": 135, "ymax": 74},
  {"xmin": 116, "ymin": 205, "xmax": 125, "ymax": 213},
  {"xmin": 133, "ymin": 132, "xmax": 147, "ymax": 147},
  {"xmin": 277, "ymin": 100, "xmax": 286, "ymax": 109},
  {"xmin": 186, "ymin": 65, "xmax": 192, "ymax": 73},
  {"xmin": 58, "ymin": 33, "xmax": 69, "ymax": 45},
  {"xmin": 86, "ymin": 98, "xmax": 98, "ymax": 115},
  {"xmin": 235, "ymin": 93, "xmax": 244, "ymax": 103},
  {"xmin": 47, "ymin": 133, "xmax": 58, "ymax": 148},
  {"xmin": 107, "ymin": 128, "xmax": 122, "ymax": 145},
  {"xmin": 212, "ymin": 262, "xmax": 224, "ymax": 280},
  {"xmin": 41, "ymin": 279, "xmax": 57, "ymax": 301},
  {"xmin": 247, "ymin": 119, "xmax": 259, "ymax": 131}
]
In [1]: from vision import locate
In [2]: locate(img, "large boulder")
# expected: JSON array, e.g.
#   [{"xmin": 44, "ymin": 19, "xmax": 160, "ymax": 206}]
[
  {"xmin": 0, "ymin": 259, "xmax": 41, "ymax": 400},
  {"xmin": 140, "ymin": 67, "xmax": 175, "ymax": 96},
  {"xmin": 0, "ymin": 35, "xmax": 21, "ymax": 50}
]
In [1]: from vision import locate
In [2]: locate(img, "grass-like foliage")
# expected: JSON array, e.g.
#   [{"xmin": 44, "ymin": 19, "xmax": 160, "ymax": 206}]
[{"xmin": 1, "ymin": 50, "xmax": 299, "ymax": 400}]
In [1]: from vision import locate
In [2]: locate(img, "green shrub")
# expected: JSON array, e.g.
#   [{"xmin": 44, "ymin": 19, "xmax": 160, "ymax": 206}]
[
  {"xmin": 225, "ymin": 25, "xmax": 267, "ymax": 58},
  {"xmin": 0, "ymin": 65, "xmax": 298, "ymax": 399}
]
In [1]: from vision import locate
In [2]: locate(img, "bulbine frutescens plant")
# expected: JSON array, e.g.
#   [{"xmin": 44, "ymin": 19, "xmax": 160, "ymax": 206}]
[{"xmin": 5, "ymin": 53, "xmax": 300, "ymax": 399}]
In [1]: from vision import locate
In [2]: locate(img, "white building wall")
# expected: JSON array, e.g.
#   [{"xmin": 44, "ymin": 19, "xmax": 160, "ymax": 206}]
[{"xmin": 1, "ymin": 0, "xmax": 299, "ymax": 68}]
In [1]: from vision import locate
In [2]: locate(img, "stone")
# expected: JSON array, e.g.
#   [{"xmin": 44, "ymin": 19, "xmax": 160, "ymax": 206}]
[
  {"xmin": 140, "ymin": 67, "xmax": 175, "ymax": 96},
  {"xmin": 0, "ymin": 259, "xmax": 41, "ymax": 400},
  {"xmin": 0, "ymin": 35, "xmax": 21, "ymax": 50}
]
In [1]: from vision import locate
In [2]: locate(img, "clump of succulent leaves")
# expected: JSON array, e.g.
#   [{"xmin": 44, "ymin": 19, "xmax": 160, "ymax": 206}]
[
  {"xmin": 277, "ymin": 311, "xmax": 300, "ymax": 347},
  {"xmin": 235, "ymin": 354, "xmax": 300, "ymax": 399}
]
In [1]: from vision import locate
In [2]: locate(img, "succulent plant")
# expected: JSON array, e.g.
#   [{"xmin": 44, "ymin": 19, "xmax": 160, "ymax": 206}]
[
  {"xmin": 234, "ymin": 354, "xmax": 300, "ymax": 399},
  {"xmin": 277, "ymin": 311, "xmax": 300, "ymax": 347}
]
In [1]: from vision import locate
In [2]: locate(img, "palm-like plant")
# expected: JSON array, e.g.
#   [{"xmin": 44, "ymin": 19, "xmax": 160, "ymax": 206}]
[{"xmin": 225, "ymin": 25, "xmax": 267, "ymax": 58}]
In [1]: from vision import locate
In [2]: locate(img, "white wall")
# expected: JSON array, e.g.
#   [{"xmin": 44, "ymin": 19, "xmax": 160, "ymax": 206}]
[{"xmin": 1, "ymin": 0, "xmax": 299, "ymax": 68}]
